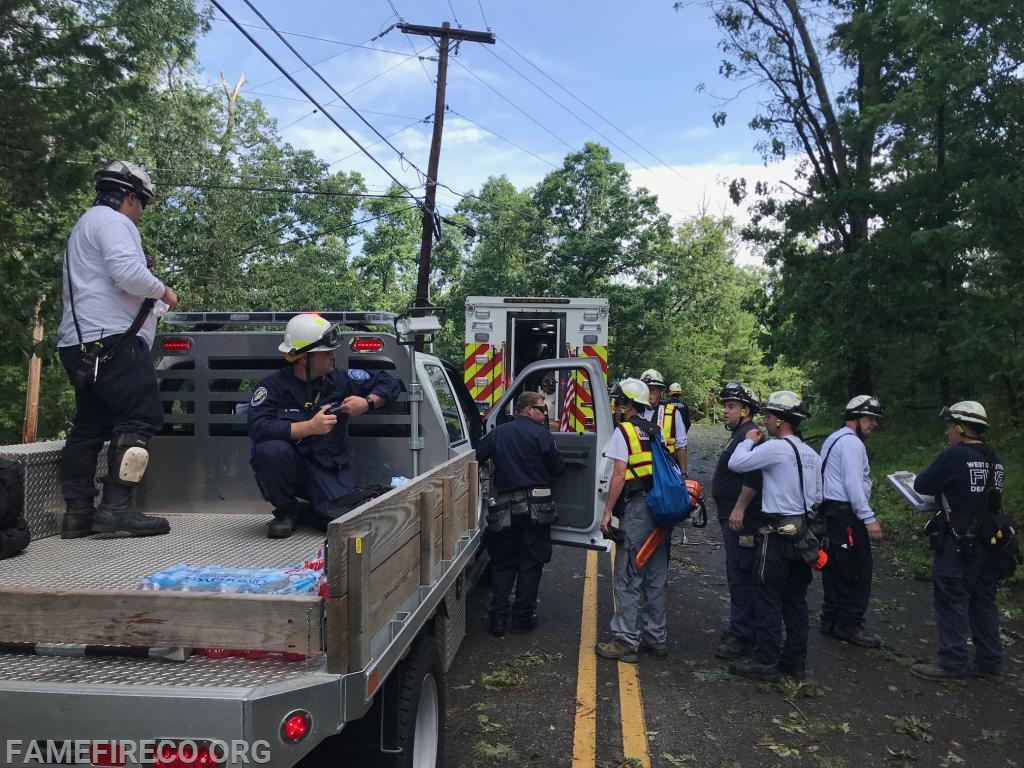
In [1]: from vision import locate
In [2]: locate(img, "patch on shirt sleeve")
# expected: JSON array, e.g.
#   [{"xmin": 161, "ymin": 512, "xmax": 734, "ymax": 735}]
[
  {"xmin": 250, "ymin": 386, "xmax": 269, "ymax": 407},
  {"xmin": 347, "ymin": 369, "xmax": 370, "ymax": 381}
]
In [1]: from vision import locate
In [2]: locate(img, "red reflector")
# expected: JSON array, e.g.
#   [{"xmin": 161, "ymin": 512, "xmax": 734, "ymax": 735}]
[
  {"xmin": 90, "ymin": 742, "xmax": 126, "ymax": 767},
  {"xmin": 350, "ymin": 337, "xmax": 384, "ymax": 353},
  {"xmin": 160, "ymin": 338, "xmax": 193, "ymax": 353},
  {"xmin": 281, "ymin": 710, "xmax": 312, "ymax": 743}
]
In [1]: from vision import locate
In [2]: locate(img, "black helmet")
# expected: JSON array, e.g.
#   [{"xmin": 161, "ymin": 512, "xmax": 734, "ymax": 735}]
[
  {"xmin": 95, "ymin": 160, "xmax": 155, "ymax": 205},
  {"xmin": 718, "ymin": 381, "xmax": 759, "ymax": 414},
  {"xmin": 844, "ymin": 395, "xmax": 884, "ymax": 421}
]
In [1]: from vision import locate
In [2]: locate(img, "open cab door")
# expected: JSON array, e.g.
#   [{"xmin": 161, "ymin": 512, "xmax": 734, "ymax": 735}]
[{"xmin": 484, "ymin": 357, "xmax": 612, "ymax": 550}]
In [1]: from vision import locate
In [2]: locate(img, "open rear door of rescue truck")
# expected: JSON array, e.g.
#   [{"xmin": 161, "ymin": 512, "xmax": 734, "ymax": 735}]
[{"xmin": 484, "ymin": 357, "xmax": 612, "ymax": 550}]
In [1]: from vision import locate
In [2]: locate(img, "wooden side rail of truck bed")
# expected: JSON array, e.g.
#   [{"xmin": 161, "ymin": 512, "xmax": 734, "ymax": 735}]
[{"xmin": 0, "ymin": 449, "xmax": 479, "ymax": 669}]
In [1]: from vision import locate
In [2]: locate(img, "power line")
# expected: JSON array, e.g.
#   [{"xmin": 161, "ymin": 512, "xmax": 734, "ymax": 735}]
[
  {"xmin": 449, "ymin": 57, "xmax": 575, "ymax": 152},
  {"xmin": 324, "ymin": 114, "xmax": 432, "ymax": 170},
  {"xmin": 498, "ymin": 37, "xmax": 696, "ymax": 190},
  {"xmin": 238, "ymin": 0, "xmax": 434, "ymax": 187},
  {"xmin": 385, "ymin": 0, "xmax": 436, "ymax": 85},
  {"xmin": 241, "ymin": 205, "xmax": 421, "ymax": 259},
  {"xmin": 211, "ymin": 14, "xmax": 413, "ymax": 57},
  {"xmin": 160, "ymin": 181, "xmax": 417, "ymax": 198},
  {"xmin": 209, "ymin": 0, "xmax": 425, "ymax": 208},
  {"xmin": 446, "ymin": 1, "xmax": 461, "ymax": 27},
  {"xmin": 476, "ymin": 0, "xmax": 490, "ymax": 31},
  {"xmin": 445, "ymin": 107, "xmax": 557, "ymax": 169},
  {"xmin": 483, "ymin": 43, "xmax": 699, "ymax": 211}
]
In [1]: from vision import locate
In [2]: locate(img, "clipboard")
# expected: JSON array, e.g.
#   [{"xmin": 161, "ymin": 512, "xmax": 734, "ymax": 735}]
[{"xmin": 887, "ymin": 472, "xmax": 937, "ymax": 512}]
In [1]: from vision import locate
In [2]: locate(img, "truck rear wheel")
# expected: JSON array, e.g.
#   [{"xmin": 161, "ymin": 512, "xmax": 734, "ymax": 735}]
[{"xmin": 393, "ymin": 636, "xmax": 444, "ymax": 768}]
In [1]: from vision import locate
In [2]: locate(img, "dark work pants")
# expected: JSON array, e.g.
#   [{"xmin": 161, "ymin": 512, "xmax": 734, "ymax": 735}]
[
  {"xmin": 250, "ymin": 439, "xmax": 357, "ymax": 518},
  {"xmin": 59, "ymin": 337, "xmax": 163, "ymax": 501},
  {"xmin": 932, "ymin": 534, "xmax": 1003, "ymax": 673},
  {"xmin": 820, "ymin": 510, "xmax": 873, "ymax": 630},
  {"xmin": 487, "ymin": 515, "xmax": 553, "ymax": 623},
  {"xmin": 753, "ymin": 532, "xmax": 813, "ymax": 666},
  {"xmin": 720, "ymin": 520, "xmax": 756, "ymax": 641}
]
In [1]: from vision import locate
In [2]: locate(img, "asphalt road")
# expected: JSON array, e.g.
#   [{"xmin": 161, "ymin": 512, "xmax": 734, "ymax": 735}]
[{"xmin": 444, "ymin": 424, "xmax": 1024, "ymax": 768}]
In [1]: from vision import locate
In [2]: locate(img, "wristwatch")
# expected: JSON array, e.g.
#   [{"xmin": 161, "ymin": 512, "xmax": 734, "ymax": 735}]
[{"xmin": 364, "ymin": 397, "xmax": 375, "ymax": 413}]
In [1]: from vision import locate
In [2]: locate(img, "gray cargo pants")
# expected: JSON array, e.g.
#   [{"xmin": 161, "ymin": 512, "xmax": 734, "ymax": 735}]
[{"xmin": 610, "ymin": 492, "xmax": 668, "ymax": 649}]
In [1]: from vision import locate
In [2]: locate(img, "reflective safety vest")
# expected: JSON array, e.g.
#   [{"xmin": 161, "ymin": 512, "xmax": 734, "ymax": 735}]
[
  {"xmin": 655, "ymin": 403, "xmax": 679, "ymax": 452},
  {"xmin": 619, "ymin": 420, "xmax": 653, "ymax": 494}
]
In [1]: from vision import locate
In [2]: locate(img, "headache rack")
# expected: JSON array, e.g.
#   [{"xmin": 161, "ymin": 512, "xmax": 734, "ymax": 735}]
[{"xmin": 162, "ymin": 310, "xmax": 399, "ymax": 330}]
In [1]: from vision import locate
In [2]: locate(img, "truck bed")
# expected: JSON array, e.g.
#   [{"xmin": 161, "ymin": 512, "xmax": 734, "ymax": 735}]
[
  {"xmin": 0, "ymin": 512, "xmax": 325, "ymax": 591},
  {"xmin": 0, "ymin": 513, "xmax": 328, "ymax": 687}
]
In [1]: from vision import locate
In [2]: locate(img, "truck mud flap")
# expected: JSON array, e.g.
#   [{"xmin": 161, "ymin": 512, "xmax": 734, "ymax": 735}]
[{"xmin": 435, "ymin": 573, "xmax": 467, "ymax": 672}]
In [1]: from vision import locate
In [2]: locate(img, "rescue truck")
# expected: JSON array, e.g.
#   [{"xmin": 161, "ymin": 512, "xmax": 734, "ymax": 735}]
[
  {"xmin": 463, "ymin": 297, "xmax": 609, "ymax": 430},
  {"xmin": 0, "ymin": 310, "xmax": 613, "ymax": 768}
]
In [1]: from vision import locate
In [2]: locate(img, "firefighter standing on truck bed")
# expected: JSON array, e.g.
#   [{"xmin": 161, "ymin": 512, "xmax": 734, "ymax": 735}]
[
  {"xmin": 247, "ymin": 313, "xmax": 400, "ymax": 539},
  {"xmin": 57, "ymin": 160, "xmax": 179, "ymax": 540}
]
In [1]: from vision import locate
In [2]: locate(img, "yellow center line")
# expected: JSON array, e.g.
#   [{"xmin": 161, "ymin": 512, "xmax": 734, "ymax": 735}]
[
  {"xmin": 611, "ymin": 542, "xmax": 650, "ymax": 768},
  {"xmin": 572, "ymin": 549, "xmax": 598, "ymax": 768},
  {"xmin": 617, "ymin": 661, "xmax": 649, "ymax": 767}
]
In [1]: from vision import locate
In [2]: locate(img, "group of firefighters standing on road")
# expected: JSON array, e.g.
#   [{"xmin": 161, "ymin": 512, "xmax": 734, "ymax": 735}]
[{"xmin": 479, "ymin": 364, "xmax": 1010, "ymax": 686}]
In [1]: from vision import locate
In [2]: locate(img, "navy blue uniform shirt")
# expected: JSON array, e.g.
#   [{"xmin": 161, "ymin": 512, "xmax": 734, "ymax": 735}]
[
  {"xmin": 248, "ymin": 366, "xmax": 401, "ymax": 469},
  {"xmin": 915, "ymin": 443, "xmax": 1004, "ymax": 532},
  {"xmin": 476, "ymin": 415, "xmax": 566, "ymax": 493},
  {"xmin": 711, "ymin": 420, "xmax": 764, "ymax": 522}
]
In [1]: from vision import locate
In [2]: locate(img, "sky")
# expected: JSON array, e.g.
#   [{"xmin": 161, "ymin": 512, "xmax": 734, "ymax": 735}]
[{"xmin": 195, "ymin": 0, "xmax": 798, "ymax": 250}]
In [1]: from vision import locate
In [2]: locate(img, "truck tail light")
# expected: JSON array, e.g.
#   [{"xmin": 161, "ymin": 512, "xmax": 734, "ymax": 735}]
[
  {"xmin": 160, "ymin": 337, "xmax": 193, "ymax": 354},
  {"xmin": 151, "ymin": 741, "xmax": 223, "ymax": 767},
  {"xmin": 90, "ymin": 742, "xmax": 126, "ymax": 767},
  {"xmin": 350, "ymin": 337, "xmax": 385, "ymax": 353},
  {"xmin": 281, "ymin": 710, "xmax": 312, "ymax": 743}
]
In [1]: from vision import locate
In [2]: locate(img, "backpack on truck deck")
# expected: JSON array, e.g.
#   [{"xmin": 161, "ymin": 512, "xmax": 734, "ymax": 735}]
[
  {"xmin": 0, "ymin": 457, "xmax": 30, "ymax": 559},
  {"xmin": 642, "ymin": 427, "xmax": 691, "ymax": 527}
]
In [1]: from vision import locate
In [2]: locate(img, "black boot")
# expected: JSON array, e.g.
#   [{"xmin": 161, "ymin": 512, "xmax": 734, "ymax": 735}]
[
  {"xmin": 92, "ymin": 481, "xmax": 170, "ymax": 538},
  {"xmin": 61, "ymin": 498, "xmax": 96, "ymax": 539},
  {"xmin": 267, "ymin": 514, "xmax": 297, "ymax": 539}
]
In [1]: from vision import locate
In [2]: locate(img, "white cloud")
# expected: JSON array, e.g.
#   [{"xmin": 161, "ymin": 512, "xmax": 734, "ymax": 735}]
[{"xmin": 629, "ymin": 159, "xmax": 800, "ymax": 265}]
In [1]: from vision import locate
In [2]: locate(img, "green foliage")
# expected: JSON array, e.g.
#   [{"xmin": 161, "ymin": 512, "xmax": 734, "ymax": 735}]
[{"xmin": 708, "ymin": 0, "xmax": 1024, "ymax": 427}]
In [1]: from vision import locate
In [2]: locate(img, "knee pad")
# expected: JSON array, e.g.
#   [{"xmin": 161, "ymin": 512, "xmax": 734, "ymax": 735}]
[{"xmin": 109, "ymin": 433, "xmax": 150, "ymax": 484}]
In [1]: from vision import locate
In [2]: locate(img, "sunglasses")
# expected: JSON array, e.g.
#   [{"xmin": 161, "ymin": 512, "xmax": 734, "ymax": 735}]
[{"xmin": 531, "ymin": 404, "xmax": 548, "ymax": 412}]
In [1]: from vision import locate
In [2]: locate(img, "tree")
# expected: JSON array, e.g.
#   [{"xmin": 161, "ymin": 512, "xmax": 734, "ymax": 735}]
[{"xmin": 532, "ymin": 143, "xmax": 672, "ymax": 296}]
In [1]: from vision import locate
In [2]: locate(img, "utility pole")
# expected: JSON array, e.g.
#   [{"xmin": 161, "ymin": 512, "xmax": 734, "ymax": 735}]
[{"xmin": 399, "ymin": 22, "xmax": 494, "ymax": 312}]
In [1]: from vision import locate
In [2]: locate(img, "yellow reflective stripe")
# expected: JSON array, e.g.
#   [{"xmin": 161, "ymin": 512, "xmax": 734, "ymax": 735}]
[
  {"xmin": 620, "ymin": 423, "xmax": 653, "ymax": 478},
  {"xmin": 660, "ymin": 403, "xmax": 676, "ymax": 452}
]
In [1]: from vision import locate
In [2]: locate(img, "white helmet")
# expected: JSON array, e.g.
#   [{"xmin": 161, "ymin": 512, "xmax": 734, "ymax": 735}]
[
  {"xmin": 640, "ymin": 369, "xmax": 666, "ymax": 388},
  {"xmin": 667, "ymin": 382, "xmax": 683, "ymax": 396},
  {"xmin": 615, "ymin": 378, "xmax": 651, "ymax": 408},
  {"xmin": 764, "ymin": 390, "xmax": 810, "ymax": 423},
  {"xmin": 940, "ymin": 401, "xmax": 988, "ymax": 430},
  {"xmin": 845, "ymin": 395, "xmax": 884, "ymax": 421},
  {"xmin": 95, "ymin": 160, "xmax": 155, "ymax": 205},
  {"xmin": 278, "ymin": 313, "xmax": 340, "ymax": 355}
]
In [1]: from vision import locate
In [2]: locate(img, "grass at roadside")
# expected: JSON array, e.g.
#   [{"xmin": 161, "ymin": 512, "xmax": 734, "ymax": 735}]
[{"xmin": 802, "ymin": 411, "xmax": 1024, "ymax": 617}]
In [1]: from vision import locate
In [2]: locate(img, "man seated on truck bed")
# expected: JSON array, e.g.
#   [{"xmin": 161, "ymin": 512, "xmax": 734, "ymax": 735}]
[{"xmin": 247, "ymin": 313, "xmax": 400, "ymax": 539}]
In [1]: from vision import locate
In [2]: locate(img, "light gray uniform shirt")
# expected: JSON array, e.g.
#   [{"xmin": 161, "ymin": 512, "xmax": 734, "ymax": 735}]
[
  {"xmin": 820, "ymin": 426, "xmax": 875, "ymax": 524},
  {"xmin": 728, "ymin": 435, "xmax": 822, "ymax": 517},
  {"xmin": 58, "ymin": 205, "xmax": 165, "ymax": 350}
]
